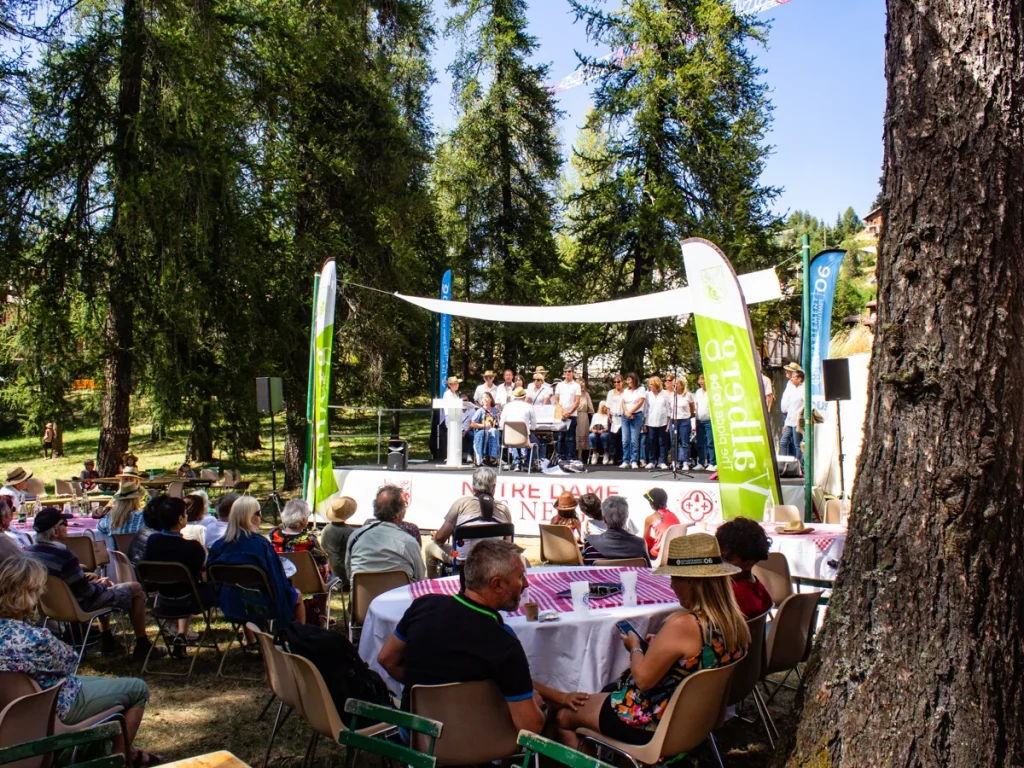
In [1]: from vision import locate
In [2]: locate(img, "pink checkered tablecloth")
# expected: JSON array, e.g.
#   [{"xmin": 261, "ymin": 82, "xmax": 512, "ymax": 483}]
[
  {"xmin": 11, "ymin": 515, "xmax": 98, "ymax": 535},
  {"xmin": 409, "ymin": 567, "xmax": 677, "ymax": 617}
]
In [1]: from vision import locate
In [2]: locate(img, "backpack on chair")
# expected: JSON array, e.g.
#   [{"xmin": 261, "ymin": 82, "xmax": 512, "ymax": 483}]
[{"xmin": 278, "ymin": 621, "xmax": 393, "ymax": 723}]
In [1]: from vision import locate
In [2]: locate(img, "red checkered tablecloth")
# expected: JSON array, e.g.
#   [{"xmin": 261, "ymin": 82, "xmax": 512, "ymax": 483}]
[{"xmin": 409, "ymin": 567, "xmax": 677, "ymax": 617}]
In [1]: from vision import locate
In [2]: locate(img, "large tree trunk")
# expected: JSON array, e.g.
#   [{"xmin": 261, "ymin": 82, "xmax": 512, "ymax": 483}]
[
  {"xmin": 98, "ymin": 0, "xmax": 144, "ymax": 477},
  {"xmin": 782, "ymin": 1, "xmax": 1024, "ymax": 765}
]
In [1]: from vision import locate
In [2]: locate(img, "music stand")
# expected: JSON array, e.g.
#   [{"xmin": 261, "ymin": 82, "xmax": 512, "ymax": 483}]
[{"xmin": 654, "ymin": 366, "xmax": 694, "ymax": 480}]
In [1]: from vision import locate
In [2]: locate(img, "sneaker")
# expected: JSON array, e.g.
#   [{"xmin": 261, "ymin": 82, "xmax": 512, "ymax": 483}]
[
  {"xmin": 645, "ymin": 462, "xmax": 655, "ymax": 469},
  {"xmin": 99, "ymin": 632, "xmax": 126, "ymax": 656},
  {"xmin": 171, "ymin": 636, "xmax": 188, "ymax": 660},
  {"xmin": 658, "ymin": 463, "xmax": 668, "ymax": 470},
  {"xmin": 619, "ymin": 462, "xmax": 629, "ymax": 469},
  {"xmin": 501, "ymin": 463, "xmax": 511, "ymax": 471},
  {"xmin": 176, "ymin": 629, "xmax": 199, "ymax": 643},
  {"xmin": 603, "ymin": 456, "xmax": 611, "ymax": 465},
  {"xmin": 589, "ymin": 454, "xmax": 598, "ymax": 465},
  {"xmin": 682, "ymin": 462, "xmax": 691, "ymax": 471},
  {"xmin": 694, "ymin": 463, "xmax": 705, "ymax": 471},
  {"xmin": 631, "ymin": 462, "xmax": 639, "ymax": 470},
  {"xmin": 706, "ymin": 463, "xmax": 717, "ymax": 471},
  {"xmin": 132, "ymin": 639, "xmax": 166, "ymax": 662}
]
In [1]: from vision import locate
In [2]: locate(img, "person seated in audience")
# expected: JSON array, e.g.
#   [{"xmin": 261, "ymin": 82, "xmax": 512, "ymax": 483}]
[
  {"xmin": 0, "ymin": 465, "xmax": 33, "ymax": 512},
  {"xmin": 580, "ymin": 493, "xmax": 639, "ymax": 540},
  {"xmin": 0, "ymin": 531, "xmax": 21, "ymax": 563},
  {"xmin": 588, "ymin": 402, "xmax": 611, "ymax": 465},
  {"xmin": 181, "ymin": 493, "xmax": 210, "ymax": 546},
  {"xmin": 426, "ymin": 467, "xmax": 513, "ymax": 578},
  {"xmin": 346, "ymin": 485, "xmax": 425, "ymax": 584},
  {"xmin": 271, "ymin": 498, "xmax": 330, "ymax": 623},
  {"xmin": 96, "ymin": 481, "xmax": 146, "ymax": 537},
  {"xmin": 80, "ymin": 459, "xmax": 100, "ymax": 490},
  {"xmin": 582, "ymin": 496, "xmax": 650, "ymax": 566},
  {"xmin": 143, "ymin": 496, "xmax": 217, "ymax": 652},
  {"xmin": 555, "ymin": 534, "xmax": 749, "ymax": 747},
  {"xmin": 26, "ymin": 507, "xmax": 164, "ymax": 660},
  {"xmin": 470, "ymin": 392, "xmax": 502, "ymax": 467},
  {"xmin": 208, "ymin": 495, "xmax": 304, "ymax": 628},
  {"xmin": 642, "ymin": 487, "xmax": 681, "ymax": 562},
  {"xmin": 203, "ymin": 492, "xmax": 238, "ymax": 550},
  {"xmin": 0, "ymin": 556, "xmax": 159, "ymax": 765},
  {"xmin": 177, "ymin": 461, "xmax": 197, "ymax": 480},
  {"xmin": 378, "ymin": 539, "xmax": 588, "ymax": 732},
  {"xmin": 0, "ymin": 496, "xmax": 31, "ymax": 549},
  {"xmin": 320, "ymin": 495, "xmax": 358, "ymax": 591},
  {"xmin": 715, "ymin": 516, "xmax": 773, "ymax": 619},
  {"xmin": 550, "ymin": 492, "xmax": 582, "ymax": 543}
]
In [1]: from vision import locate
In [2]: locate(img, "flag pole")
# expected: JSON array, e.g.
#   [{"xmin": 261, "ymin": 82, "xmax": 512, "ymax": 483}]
[{"xmin": 801, "ymin": 234, "xmax": 813, "ymax": 522}]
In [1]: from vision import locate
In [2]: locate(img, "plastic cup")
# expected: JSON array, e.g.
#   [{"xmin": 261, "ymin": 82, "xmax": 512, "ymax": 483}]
[
  {"xmin": 570, "ymin": 581, "xmax": 590, "ymax": 615},
  {"xmin": 523, "ymin": 601, "xmax": 539, "ymax": 622},
  {"xmin": 620, "ymin": 571, "xmax": 638, "ymax": 608}
]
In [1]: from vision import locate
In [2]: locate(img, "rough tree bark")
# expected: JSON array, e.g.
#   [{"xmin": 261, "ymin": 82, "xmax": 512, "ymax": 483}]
[
  {"xmin": 97, "ymin": 0, "xmax": 144, "ymax": 478},
  {"xmin": 782, "ymin": 1, "xmax": 1023, "ymax": 765}
]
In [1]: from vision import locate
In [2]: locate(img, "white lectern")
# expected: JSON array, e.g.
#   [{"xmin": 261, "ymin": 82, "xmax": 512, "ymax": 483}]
[{"xmin": 432, "ymin": 398, "xmax": 466, "ymax": 468}]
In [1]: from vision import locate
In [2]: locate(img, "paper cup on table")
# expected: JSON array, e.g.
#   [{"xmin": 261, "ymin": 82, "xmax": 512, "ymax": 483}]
[
  {"xmin": 570, "ymin": 581, "xmax": 590, "ymax": 615},
  {"xmin": 620, "ymin": 571, "xmax": 638, "ymax": 607},
  {"xmin": 523, "ymin": 601, "xmax": 539, "ymax": 621}
]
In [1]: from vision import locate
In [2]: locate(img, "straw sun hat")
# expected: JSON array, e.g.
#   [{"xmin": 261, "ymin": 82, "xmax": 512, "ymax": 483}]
[
  {"xmin": 326, "ymin": 495, "xmax": 358, "ymax": 523},
  {"xmin": 5, "ymin": 466, "xmax": 33, "ymax": 486},
  {"xmin": 652, "ymin": 533, "xmax": 740, "ymax": 578}
]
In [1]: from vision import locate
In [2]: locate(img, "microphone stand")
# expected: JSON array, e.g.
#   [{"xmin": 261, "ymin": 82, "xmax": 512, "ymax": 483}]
[{"xmin": 654, "ymin": 365, "xmax": 693, "ymax": 480}]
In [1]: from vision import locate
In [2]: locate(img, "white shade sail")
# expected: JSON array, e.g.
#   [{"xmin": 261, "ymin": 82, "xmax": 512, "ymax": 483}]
[{"xmin": 394, "ymin": 268, "xmax": 781, "ymax": 323}]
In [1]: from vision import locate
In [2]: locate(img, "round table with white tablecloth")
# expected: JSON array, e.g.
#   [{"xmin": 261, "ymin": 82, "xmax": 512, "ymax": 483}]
[
  {"xmin": 357, "ymin": 566, "xmax": 682, "ymax": 695},
  {"xmin": 703, "ymin": 521, "xmax": 847, "ymax": 580}
]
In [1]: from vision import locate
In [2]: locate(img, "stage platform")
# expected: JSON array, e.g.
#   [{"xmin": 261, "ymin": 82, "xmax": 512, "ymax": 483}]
[{"xmin": 332, "ymin": 461, "xmax": 804, "ymax": 536}]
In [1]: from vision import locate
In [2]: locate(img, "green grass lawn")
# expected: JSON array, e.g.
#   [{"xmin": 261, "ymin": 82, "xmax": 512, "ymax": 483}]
[{"xmin": 0, "ymin": 408, "xmax": 435, "ymax": 499}]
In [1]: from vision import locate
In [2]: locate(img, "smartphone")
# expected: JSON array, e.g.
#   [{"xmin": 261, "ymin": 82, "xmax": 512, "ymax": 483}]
[{"xmin": 615, "ymin": 620, "xmax": 649, "ymax": 651}]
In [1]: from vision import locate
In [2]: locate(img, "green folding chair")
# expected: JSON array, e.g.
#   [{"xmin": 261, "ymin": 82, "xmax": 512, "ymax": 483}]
[
  {"xmin": 517, "ymin": 731, "xmax": 616, "ymax": 768},
  {"xmin": 337, "ymin": 699, "xmax": 443, "ymax": 768},
  {"xmin": 0, "ymin": 721, "xmax": 125, "ymax": 768}
]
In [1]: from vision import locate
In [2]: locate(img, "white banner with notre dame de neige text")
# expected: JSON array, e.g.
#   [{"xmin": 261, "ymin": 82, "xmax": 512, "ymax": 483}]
[{"xmin": 331, "ymin": 468, "xmax": 803, "ymax": 535}]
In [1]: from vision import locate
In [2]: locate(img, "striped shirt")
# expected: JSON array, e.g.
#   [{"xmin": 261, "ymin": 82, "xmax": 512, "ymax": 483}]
[{"xmin": 26, "ymin": 541, "xmax": 104, "ymax": 604}]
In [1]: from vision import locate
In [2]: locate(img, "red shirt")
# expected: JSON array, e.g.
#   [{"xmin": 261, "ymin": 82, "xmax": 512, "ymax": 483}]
[
  {"xmin": 646, "ymin": 508, "xmax": 681, "ymax": 560},
  {"xmin": 731, "ymin": 574, "xmax": 773, "ymax": 619}
]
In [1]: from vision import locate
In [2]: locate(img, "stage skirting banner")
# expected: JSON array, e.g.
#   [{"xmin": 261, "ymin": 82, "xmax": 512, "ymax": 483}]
[{"xmin": 332, "ymin": 468, "xmax": 803, "ymax": 536}]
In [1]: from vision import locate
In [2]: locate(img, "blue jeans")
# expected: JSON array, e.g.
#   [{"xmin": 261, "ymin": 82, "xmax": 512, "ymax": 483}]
[
  {"xmin": 674, "ymin": 419, "xmax": 692, "ymax": 464},
  {"xmin": 472, "ymin": 429, "xmax": 500, "ymax": 461},
  {"xmin": 646, "ymin": 426, "xmax": 668, "ymax": 465},
  {"xmin": 697, "ymin": 420, "xmax": 716, "ymax": 465},
  {"xmin": 557, "ymin": 416, "xmax": 578, "ymax": 461},
  {"xmin": 509, "ymin": 435, "xmax": 540, "ymax": 467},
  {"xmin": 622, "ymin": 415, "xmax": 642, "ymax": 463},
  {"xmin": 780, "ymin": 426, "xmax": 803, "ymax": 465},
  {"xmin": 589, "ymin": 432, "xmax": 608, "ymax": 454}
]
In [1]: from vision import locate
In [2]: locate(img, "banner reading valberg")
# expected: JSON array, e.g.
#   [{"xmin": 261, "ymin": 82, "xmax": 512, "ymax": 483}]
[
  {"xmin": 311, "ymin": 260, "xmax": 339, "ymax": 514},
  {"xmin": 682, "ymin": 238, "xmax": 782, "ymax": 520}
]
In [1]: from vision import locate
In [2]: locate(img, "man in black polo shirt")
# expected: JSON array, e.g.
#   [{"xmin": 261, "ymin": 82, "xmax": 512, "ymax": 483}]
[{"xmin": 377, "ymin": 539, "xmax": 587, "ymax": 734}]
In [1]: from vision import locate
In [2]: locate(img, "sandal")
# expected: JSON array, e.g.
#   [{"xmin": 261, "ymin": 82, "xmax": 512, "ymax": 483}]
[{"xmin": 132, "ymin": 749, "xmax": 164, "ymax": 767}]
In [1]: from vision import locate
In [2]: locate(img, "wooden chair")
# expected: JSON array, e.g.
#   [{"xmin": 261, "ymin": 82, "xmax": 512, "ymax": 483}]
[
  {"xmin": 762, "ymin": 592, "xmax": 824, "ymax": 708},
  {"xmin": 576, "ymin": 665, "xmax": 737, "ymax": 768},
  {"xmin": 280, "ymin": 551, "xmax": 341, "ymax": 628},
  {"xmin": 656, "ymin": 523, "xmax": 691, "ymax": 566},
  {"xmin": 350, "ymin": 570, "xmax": 410, "ymax": 643},
  {"xmin": 824, "ymin": 499, "xmax": 842, "ymax": 524},
  {"xmin": 247, "ymin": 624, "xmax": 305, "ymax": 768},
  {"xmin": 286, "ymin": 653, "xmax": 393, "ymax": 767},
  {"xmin": 166, "ymin": 482, "xmax": 185, "ymax": 500},
  {"xmin": 0, "ymin": 719, "xmax": 125, "ymax": 768},
  {"xmin": 516, "ymin": 731, "xmax": 615, "ymax": 768},
  {"xmin": 592, "ymin": 558, "xmax": 648, "ymax": 568},
  {"xmin": 752, "ymin": 552, "xmax": 794, "ymax": 608},
  {"xmin": 539, "ymin": 524, "xmax": 583, "ymax": 566},
  {"xmin": 63, "ymin": 535, "xmax": 98, "ymax": 573},
  {"xmin": 501, "ymin": 422, "xmax": 536, "ymax": 474},
  {"xmin": 135, "ymin": 561, "xmax": 221, "ymax": 677},
  {"xmin": 55, "ymin": 480, "xmax": 76, "ymax": 499},
  {"xmin": 410, "ymin": 680, "xmax": 520, "ymax": 766},
  {"xmin": 338, "ymin": 700, "xmax": 443, "ymax": 768},
  {"xmin": 721, "ymin": 611, "xmax": 775, "ymax": 748},
  {"xmin": 37, "ymin": 576, "xmax": 126, "ymax": 670},
  {"xmin": 111, "ymin": 534, "xmax": 137, "ymax": 554},
  {"xmin": 772, "ymin": 504, "xmax": 801, "ymax": 523}
]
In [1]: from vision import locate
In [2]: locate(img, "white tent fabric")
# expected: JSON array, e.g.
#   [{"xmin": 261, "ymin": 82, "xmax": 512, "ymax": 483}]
[{"xmin": 394, "ymin": 268, "xmax": 781, "ymax": 323}]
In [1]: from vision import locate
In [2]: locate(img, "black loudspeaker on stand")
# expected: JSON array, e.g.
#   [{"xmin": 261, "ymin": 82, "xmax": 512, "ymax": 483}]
[
  {"xmin": 822, "ymin": 358, "xmax": 852, "ymax": 499},
  {"xmin": 256, "ymin": 377, "xmax": 284, "ymax": 493}
]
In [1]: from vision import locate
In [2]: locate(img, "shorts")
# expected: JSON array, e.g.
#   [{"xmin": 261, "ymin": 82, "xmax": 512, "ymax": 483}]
[
  {"xmin": 598, "ymin": 700, "xmax": 654, "ymax": 745},
  {"xmin": 80, "ymin": 582, "xmax": 135, "ymax": 613},
  {"xmin": 63, "ymin": 675, "xmax": 150, "ymax": 725}
]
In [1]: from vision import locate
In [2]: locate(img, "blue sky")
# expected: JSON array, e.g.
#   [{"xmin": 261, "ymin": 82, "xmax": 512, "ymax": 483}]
[{"xmin": 427, "ymin": 0, "xmax": 887, "ymax": 222}]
